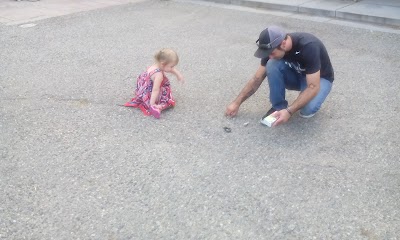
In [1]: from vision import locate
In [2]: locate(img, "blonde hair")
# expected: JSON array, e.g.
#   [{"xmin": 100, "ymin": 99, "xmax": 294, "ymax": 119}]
[{"xmin": 154, "ymin": 48, "xmax": 179, "ymax": 65}]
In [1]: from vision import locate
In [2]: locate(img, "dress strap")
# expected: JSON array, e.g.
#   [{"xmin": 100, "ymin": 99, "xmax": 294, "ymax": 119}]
[{"xmin": 148, "ymin": 68, "xmax": 161, "ymax": 77}]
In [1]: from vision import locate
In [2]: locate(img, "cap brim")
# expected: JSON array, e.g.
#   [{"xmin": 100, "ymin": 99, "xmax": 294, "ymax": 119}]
[{"xmin": 254, "ymin": 47, "xmax": 275, "ymax": 58}]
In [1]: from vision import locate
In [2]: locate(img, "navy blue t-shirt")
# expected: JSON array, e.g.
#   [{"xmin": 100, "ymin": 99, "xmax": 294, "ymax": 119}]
[{"xmin": 261, "ymin": 32, "xmax": 334, "ymax": 82}]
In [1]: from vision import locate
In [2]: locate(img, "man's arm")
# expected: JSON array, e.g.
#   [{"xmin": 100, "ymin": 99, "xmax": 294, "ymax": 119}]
[
  {"xmin": 225, "ymin": 65, "xmax": 267, "ymax": 117},
  {"xmin": 287, "ymin": 44, "xmax": 321, "ymax": 113},
  {"xmin": 287, "ymin": 70, "xmax": 320, "ymax": 113}
]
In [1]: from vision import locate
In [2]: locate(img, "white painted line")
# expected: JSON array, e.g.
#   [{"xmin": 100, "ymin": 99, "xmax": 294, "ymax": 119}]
[{"xmin": 19, "ymin": 23, "xmax": 37, "ymax": 28}]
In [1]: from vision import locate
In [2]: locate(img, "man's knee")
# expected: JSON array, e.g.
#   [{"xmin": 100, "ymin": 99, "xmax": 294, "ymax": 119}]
[
  {"xmin": 300, "ymin": 80, "xmax": 332, "ymax": 115},
  {"xmin": 266, "ymin": 59, "xmax": 285, "ymax": 72},
  {"xmin": 300, "ymin": 102, "xmax": 320, "ymax": 116}
]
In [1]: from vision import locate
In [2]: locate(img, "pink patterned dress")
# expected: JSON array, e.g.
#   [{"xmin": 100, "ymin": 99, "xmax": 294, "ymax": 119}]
[{"xmin": 124, "ymin": 68, "xmax": 175, "ymax": 116}]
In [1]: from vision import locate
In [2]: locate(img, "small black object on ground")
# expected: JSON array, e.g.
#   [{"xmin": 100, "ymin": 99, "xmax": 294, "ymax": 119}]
[{"xmin": 223, "ymin": 127, "xmax": 232, "ymax": 133}]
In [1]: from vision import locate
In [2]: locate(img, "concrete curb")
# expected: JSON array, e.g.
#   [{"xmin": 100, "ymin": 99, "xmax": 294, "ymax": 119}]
[{"xmin": 195, "ymin": 0, "xmax": 400, "ymax": 27}]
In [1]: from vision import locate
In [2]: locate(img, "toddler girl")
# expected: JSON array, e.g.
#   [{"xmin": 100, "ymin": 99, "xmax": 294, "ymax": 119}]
[{"xmin": 124, "ymin": 48, "xmax": 184, "ymax": 118}]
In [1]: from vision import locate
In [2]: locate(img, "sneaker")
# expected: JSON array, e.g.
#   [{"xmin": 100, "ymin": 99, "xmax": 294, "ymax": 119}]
[
  {"xmin": 261, "ymin": 107, "xmax": 276, "ymax": 120},
  {"xmin": 150, "ymin": 106, "xmax": 161, "ymax": 119},
  {"xmin": 299, "ymin": 112, "xmax": 316, "ymax": 118}
]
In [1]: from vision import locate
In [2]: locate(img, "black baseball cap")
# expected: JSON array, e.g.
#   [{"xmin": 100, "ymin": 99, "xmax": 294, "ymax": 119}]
[{"xmin": 254, "ymin": 26, "xmax": 286, "ymax": 58}]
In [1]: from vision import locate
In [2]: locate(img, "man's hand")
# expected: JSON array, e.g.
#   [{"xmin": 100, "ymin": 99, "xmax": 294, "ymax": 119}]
[
  {"xmin": 225, "ymin": 101, "xmax": 240, "ymax": 117},
  {"xmin": 271, "ymin": 109, "xmax": 291, "ymax": 126},
  {"xmin": 224, "ymin": 65, "xmax": 266, "ymax": 118}
]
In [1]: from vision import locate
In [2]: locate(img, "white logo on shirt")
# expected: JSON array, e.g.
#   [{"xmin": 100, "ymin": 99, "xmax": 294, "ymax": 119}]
[
  {"xmin": 295, "ymin": 51, "xmax": 300, "ymax": 55},
  {"xmin": 285, "ymin": 61, "xmax": 305, "ymax": 74}
]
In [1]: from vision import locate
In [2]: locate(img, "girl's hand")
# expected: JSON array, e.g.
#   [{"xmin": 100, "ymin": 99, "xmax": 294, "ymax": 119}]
[
  {"xmin": 152, "ymin": 104, "xmax": 163, "ymax": 110},
  {"xmin": 172, "ymin": 68, "xmax": 185, "ymax": 84},
  {"xmin": 177, "ymin": 74, "xmax": 185, "ymax": 84}
]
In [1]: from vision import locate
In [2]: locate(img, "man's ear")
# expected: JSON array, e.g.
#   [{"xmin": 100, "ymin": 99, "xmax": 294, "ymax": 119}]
[{"xmin": 280, "ymin": 40, "xmax": 286, "ymax": 50}]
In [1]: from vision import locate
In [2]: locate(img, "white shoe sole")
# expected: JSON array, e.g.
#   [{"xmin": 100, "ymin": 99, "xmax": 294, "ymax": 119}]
[{"xmin": 299, "ymin": 113, "xmax": 316, "ymax": 118}]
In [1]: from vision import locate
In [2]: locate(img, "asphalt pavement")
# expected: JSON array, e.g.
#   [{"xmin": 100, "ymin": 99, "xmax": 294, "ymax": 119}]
[{"xmin": 1, "ymin": 0, "xmax": 399, "ymax": 239}]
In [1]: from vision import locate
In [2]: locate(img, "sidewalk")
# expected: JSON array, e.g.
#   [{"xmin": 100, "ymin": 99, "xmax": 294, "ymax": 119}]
[
  {"xmin": 196, "ymin": 0, "xmax": 400, "ymax": 27},
  {"xmin": 0, "ymin": 0, "xmax": 399, "ymax": 27},
  {"xmin": 0, "ymin": 0, "xmax": 146, "ymax": 25}
]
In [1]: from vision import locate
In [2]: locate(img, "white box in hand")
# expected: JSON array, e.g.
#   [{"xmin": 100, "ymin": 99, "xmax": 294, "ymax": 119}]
[{"xmin": 260, "ymin": 115, "xmax": 277, "ymax": 127}]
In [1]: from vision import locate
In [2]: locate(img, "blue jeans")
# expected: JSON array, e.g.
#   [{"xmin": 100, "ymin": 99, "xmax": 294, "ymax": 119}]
[{"xmin": 266, "ymin": 59, "xmax": 332, "ymax": 116}]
